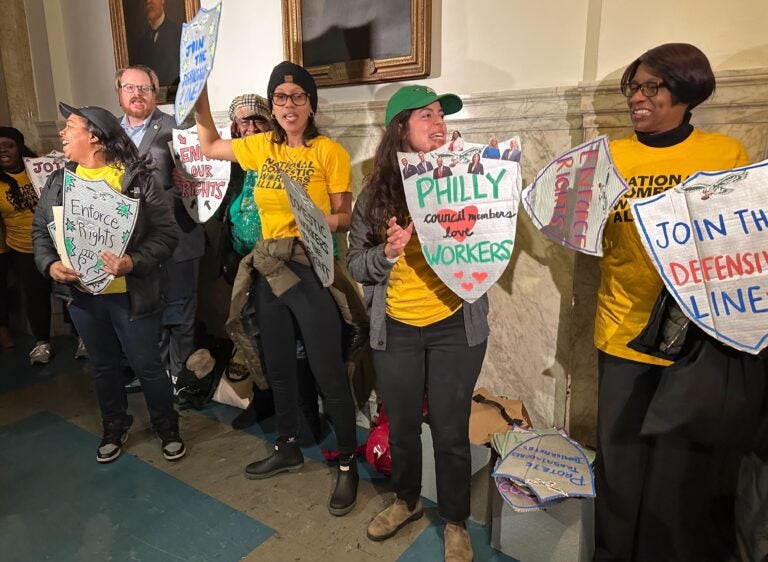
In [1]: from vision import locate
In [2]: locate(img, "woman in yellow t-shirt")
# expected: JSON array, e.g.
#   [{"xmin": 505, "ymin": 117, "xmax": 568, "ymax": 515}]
[
  {"xmin": 194, "ymin": 62, "xmax": 358, "ymax": 516},
  {"xmin": 347, "ymin": 86, "xmax": 489, "ymax": 561},
  {"xmin": 0, "ymin": 127, "xmax": 53, "ymax": 361}
]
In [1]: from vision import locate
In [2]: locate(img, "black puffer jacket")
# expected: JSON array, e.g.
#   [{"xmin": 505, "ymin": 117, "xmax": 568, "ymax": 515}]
[{"xmin": 32, "ymin": 161, "xmax": 179, "ymax": 319}]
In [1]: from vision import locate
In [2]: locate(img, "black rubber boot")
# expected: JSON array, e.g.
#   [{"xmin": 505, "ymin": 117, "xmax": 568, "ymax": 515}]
[
  {"xmin": 244, "ymin": 437, "xmax": 304, "ymax": 480},
  {"xmin": 329, "ymin": 457, "xmax": 359, "ymax": 516}
]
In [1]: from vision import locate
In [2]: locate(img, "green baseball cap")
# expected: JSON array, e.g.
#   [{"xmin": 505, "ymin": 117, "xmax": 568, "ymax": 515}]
[{"xmin": 385, "ymin": 85, "xmax": 463, "ymax": 126}]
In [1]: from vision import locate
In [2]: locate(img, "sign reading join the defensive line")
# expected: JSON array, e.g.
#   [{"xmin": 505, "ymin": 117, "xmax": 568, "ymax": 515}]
[
  {"xmin": 61, "ymin": 170, "xmax": 139, "ymax": 291},
  {"xmin": 523, "ymin": 136, "xmax": 627, "ymax": 257},
  {"xmin": 632, "ymin": 161, "xmax": 768, "ymax": 354},
  {"xmin": 399, "ymin": 140, "xmax": 522, "ymax": 303},
  {"xmin": 171, "ymin": 126, "xmax": 231, "ymax": 223},
  {"xmin": 280, "ymin": 171, "xmax": 334, "ymax": 287},
  {"xmin": 174, "ymin": 3, "xmax": 222, "ymax": 125},
  {"xmin": 24, "ymin": 151, "xmax": 68, "ymax": 197}
]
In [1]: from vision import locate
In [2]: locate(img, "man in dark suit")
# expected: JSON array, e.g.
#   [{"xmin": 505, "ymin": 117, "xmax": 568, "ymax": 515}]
[
  {"xmin": 401, "ymin": 157, "xmax": 418, "ymax": 179},
  {"xmin": 115, "ymin": 64, "xmax": 205, "ymax": 392},
  {"xmin": 502, "ymin": 139, "xmax": 522, "ymax": 163},
  {"xmin": 432, "ymin": 157, "xmax": 453, "ymax": 179},
  {"xmin": 134, "ymin": 0, "xmax": 183, "ymax": 88},
  {"xmin": 416, "ymin": 151, "xmax": 433, "ymax": 175}
]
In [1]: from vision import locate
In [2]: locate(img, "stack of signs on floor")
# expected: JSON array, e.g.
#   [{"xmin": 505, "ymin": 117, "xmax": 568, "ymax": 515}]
[
  {"xmin": 174, "ymin": 3, "xmax": 222, "ymax": 125},
  {"xmin": 399, "ymin": 137, "xmax": 522, "ymax": 302},
  {"xmin": 631, "ymin": 161, "xmax": 768, "ymax": 354},
  {"xmin": 522, "ymin": 136, "xmax": 627, "ymax": 256},
  {"xmin": 492, "ymin": 427, "xmax": 595, "ymax": 512},
  {"xmin": 57, "ymin": 170, "xmax": 139, "ymax": 294},
  {"xmin": 171, "ymin": 126, "xmax": 231, "ymax": 223},
  {"xmin": 280, "ymin": 171, "xmax": 334, "ymax": 287},
  {"xmin": 24, "ymin": 150, "xmax": 68, "ymax": 197}
]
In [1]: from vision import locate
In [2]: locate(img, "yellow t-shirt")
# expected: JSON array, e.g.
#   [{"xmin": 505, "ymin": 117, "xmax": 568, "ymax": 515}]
[
  {"xmin": 231, "ymin": 133, "xmax": 351, "ymax": 240},
  {"xmin": 386, "ymin": 233, "xmax": 463, "ymax": 327},
  {"xmin": 74, "ymin": 165, "xmax": 128, "ymax": 294},
  {"xmin": 595, "ymin": 129, "xmax": 749, "ymax": 365},
  {"xmin": 0, "ymin": 170, "xmax": 37, "ymax": 253}
]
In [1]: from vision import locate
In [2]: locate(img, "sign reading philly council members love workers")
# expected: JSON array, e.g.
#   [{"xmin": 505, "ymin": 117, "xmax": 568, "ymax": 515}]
[
  {"xmin": 632, "ymin": 161, "xmax": 768, "ymax": 354},
  {"xmin": 24, "ymin": 151, "xmax": 68, "ymax": 197},
  {"xmin": 174, "ymin": 3, "xmax": 222, "ymax": 126},
  {"xmin": 522, "ymin": 136, "xmax": 627, "ymax": 257},
  {"xmin": 399, "ymin": 141, "xmax": 522, "ymax": 303}
]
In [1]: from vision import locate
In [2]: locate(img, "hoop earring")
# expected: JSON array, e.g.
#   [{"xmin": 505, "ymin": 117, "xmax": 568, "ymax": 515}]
[{"xmin": 309, "ymin": 111, "xmax": 315, "ymax": 119}]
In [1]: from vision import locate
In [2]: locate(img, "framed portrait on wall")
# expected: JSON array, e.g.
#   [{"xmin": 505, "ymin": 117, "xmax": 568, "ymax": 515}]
[
  {"xmin": 109, "ymin": 0, "xmax": 200, "ymax": 103},
  {"xmin": 282, "ymin": 0, "xmax": 431, "ymax": 88}
]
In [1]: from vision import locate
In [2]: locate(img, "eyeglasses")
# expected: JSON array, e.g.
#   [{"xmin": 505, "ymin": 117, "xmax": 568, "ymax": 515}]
[
  {"xmin": 120, "ymin": 84, "xmax": 154, "ymax": 94},
  {"xmin": 236, "ymin": 116, "xmax": 270, "ymax": 130},
  {"xmin": 621, "ymin": 81, "xmax": 666, "ymax": 98},
  {"xmin": 271, "ymin": 92, "xmax": 309, "ymax": 106}
]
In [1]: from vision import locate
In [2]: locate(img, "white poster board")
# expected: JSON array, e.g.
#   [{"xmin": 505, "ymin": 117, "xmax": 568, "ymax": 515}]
[{"xmin": 24, "ymin": 151, "xmax": 68, "ymax": 197}]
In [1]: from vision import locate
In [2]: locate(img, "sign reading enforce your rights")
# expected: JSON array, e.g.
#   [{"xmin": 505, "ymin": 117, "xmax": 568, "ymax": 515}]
[{"xmin": 632, "ymin": 161, "xmax": 768, "ymax": 354}]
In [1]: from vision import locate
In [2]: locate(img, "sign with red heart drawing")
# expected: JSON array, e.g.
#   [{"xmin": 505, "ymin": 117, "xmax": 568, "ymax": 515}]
[{"xmin": 399, "ymin": 140, "xmax": 522, "ymax": 303}]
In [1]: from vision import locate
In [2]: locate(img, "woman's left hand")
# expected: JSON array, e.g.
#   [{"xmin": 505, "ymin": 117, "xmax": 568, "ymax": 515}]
[{"xmin": 100, "ymin": 251, "xmax": 133, "ymax": 277}]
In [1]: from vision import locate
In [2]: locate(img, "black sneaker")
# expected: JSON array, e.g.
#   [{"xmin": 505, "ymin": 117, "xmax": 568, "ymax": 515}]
[
  {"xmin": 97, "ymin": 415, "xmax": 133, "ymax": 463},
  {"xmin": 157, "ymin": 422, "xmax": 186, "ymax": 461}
]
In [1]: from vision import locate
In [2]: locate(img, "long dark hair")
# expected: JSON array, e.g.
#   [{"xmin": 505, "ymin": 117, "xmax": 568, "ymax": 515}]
[
  {"xmin": 269, "ymin": 115, "xmax": 320, "ymax": 146},
  {"xmin": 0, "ymin": 131, "xmax": 38, "ymax": 211},
  {"xmin": 363, "ymin": 109, "xmax": 413, "ymax": 228},
  {"xmin": 86, "ymin": 121, "xmax": 153, "ymax": 175}
]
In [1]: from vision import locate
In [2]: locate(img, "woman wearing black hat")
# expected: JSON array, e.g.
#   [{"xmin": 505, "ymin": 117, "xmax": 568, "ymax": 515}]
[
  {"xmin": 194, "ymin": 61, "xmax": 359, "ymax": 516},
  {"xmin": 32, "ymin": 103, "xmax": 184, "ymax": 464},
  {"xmin": 0, "ymin": 126, "xmax": 54, "ymax": 362}
]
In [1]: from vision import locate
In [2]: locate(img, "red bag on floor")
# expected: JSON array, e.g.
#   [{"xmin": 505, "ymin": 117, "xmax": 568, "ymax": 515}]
[{"xmin": 366, "ymin": 408, "xmax": 392, "ymax": 476}]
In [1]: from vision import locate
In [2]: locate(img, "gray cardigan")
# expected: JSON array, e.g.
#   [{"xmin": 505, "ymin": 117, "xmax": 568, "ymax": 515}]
[{"xmin": 346, "ymin": 186, "xmax": 489, "ymax": 350}]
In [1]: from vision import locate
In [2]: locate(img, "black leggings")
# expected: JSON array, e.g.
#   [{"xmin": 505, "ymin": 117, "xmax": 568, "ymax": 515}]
[
  {"xmin": 0, "ymin": 252, "xmax": 10, "ymax": 326},
  {"xmin": 9, "ymin": 250, "xmax": 51, "ymax": 341},
  {"xmin": 256, "ymin": 261, "xmax": 356, "ymax": 457}
]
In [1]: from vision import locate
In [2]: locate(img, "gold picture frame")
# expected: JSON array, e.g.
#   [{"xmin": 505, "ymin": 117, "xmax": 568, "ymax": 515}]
[
  {"xmin": 282, "ymin": 0, "xmax": 431, "ymax": 88},
  {"xmin": 109, "ymin": 0, "xmax": 200, "ymax": 103}
]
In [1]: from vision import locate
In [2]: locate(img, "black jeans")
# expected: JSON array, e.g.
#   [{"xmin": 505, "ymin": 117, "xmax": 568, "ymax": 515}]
[
  {"xmin": 9, "ymin": 250, "xmax": 51, "ymax": 340},
  {"xmin": 256, "ymin": 261, "xmax": 356, "ymax": 457},
  {"xmin": 68, "ymin": 292, "xmax": 177, "ymax": 430},
  {"xmin": 373, "ymin": 309, "xmax": 487, "ymax": 523}
]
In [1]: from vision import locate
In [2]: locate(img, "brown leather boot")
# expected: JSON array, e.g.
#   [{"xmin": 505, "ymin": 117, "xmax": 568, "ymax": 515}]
[
  {"xmin": 366, "ymin": 498, "xmax": 423, "ymax": 541},
  {"xmin": 444, "ymin": 522, "xmax": 473, "ymax": 562}
]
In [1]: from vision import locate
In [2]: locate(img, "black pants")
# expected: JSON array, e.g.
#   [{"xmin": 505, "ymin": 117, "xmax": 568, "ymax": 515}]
[
  {"xmin": 9, "ymin": 250, "xmax": 51, "ymax": 341},
  {"xmin": 373, "ymin": 310, "xmax": 487, "ymax": 523},
  {"xmin": 595, "ymin": 351, "xmax": 734, "ymax": 562},
  {"xmin": 256, "ymin": 261, "xmax": 356, "ymax": 457},
  {"xmin": 0, "ymin": 252, "xmax": 10, "ymax": 326}
]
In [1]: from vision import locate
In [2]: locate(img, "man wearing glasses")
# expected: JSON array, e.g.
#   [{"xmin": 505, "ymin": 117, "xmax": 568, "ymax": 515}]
[{"xmin": 115, "ymin": 64, "xmax": 205, "ymax": 396}]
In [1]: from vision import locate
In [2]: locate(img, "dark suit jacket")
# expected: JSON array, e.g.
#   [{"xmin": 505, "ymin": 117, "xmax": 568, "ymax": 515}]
[
  {"xmin": 433, "ymin": 166, "xmax": 453, "ymax": 179},
  {"xmin": 502, "ymin": 148, "xmax": 521, "ymax": 162},
  {"xmin": 416, "ymin": 161, "xmax": 433, "ymax": 175},
  {"xmin": 402, "ymin": 164, "xmax": 418, "ymax": 179},
  {"xmin": 135, "ymin": 17, "xmax": 182, "ymax": 87},
  {"xmin": 467, "ymin": 162, "xmax": 484, "ymax": 175}
]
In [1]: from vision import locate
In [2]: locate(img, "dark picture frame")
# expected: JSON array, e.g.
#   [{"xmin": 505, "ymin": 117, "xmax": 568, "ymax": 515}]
[
  {"xmin": 282, "ymin": 0, "xmax": 431, "ymax": 88},
  {"xmin": 109, "ymin": 0, "xmax": 200, "ymax": 103}
]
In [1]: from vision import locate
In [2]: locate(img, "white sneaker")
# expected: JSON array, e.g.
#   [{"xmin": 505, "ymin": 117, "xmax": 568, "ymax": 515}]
[
  {"xmin": 74, "ymin": 337, "xmax": 88, "ymax": 359},
  {"xmin": 29, "ymin": 341, "xmax": 53, "ymax": 365}
]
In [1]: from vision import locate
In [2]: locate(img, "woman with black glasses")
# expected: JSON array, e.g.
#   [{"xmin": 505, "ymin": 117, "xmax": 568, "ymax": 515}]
[
  {"xmin": 594, "ymin": 43, "xmax": 755, "ymax": 561},
  {"xmin": 193, "ymin": 61, "xmax": 359, "ymax": 516}
]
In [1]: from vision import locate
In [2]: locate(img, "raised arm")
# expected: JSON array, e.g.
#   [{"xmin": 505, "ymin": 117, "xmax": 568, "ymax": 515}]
[{"xmin": 194, "ymin": 86, "xmax": 237, "ymax": 162}]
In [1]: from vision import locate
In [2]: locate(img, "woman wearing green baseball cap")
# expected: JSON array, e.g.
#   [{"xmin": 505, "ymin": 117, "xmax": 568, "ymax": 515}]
[{"xmin": 348, "ymin": 85, "xmax": 487, "ymax": 561}]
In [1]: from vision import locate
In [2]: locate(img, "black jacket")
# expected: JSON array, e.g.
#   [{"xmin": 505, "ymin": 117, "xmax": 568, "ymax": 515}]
[{"xmin": 31, "ymin": 161, "xmax": 179, "ymax": 319}]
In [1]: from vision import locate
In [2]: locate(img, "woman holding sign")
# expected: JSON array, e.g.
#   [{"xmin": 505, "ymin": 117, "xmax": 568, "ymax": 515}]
[
  {"xmin": 347, "ymin": 85, "xmax": 489, "ymax": 562},
  {"xmin": 594, "ymin": 43, "xmax": 759, "ymax": 561},
  {"xmin": 194, "ymin": 61, "xmax": 359, "ymax": 517}
]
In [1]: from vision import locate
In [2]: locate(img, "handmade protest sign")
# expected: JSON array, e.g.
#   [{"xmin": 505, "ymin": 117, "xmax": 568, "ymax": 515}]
[
  {"xmin": 280, "ymin": 171, "xmax": 334, "ymax": 287},
  {"xmin": 171, "ymin": 126, "xmax": 231, "ymax": 223},
  {"xmin": 399, "ymin": 140, "xmax": 522, "ymax": 303},
  {"xmin": 632, "ymin": 161, "xmax": 768, "ymax": 354},
  {"xmin": 24, "ymin": 151, "xmax": 68, "ymax": 197},
  {"xmin": 174, "ymin": 3, "xmax": 222, "ymax": 125},
  {"xmin": 523, "ymin": 136, "xmax": 627, "ymax": 256},
  {"xmin": 61, "ymin": 170, "xmax": 139, "ymax": 292}
]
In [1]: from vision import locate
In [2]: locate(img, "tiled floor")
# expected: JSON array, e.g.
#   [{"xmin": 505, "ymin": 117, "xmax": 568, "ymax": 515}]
[{"xmin": 0, "ymin": 335, "xmax": 517, "ymax": 561}]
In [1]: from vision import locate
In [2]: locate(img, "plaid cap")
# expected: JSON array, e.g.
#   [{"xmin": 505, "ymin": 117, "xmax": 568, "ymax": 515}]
[{"xmin": 228, "ymin": 94, "xmax": 271, "ymax": 122}]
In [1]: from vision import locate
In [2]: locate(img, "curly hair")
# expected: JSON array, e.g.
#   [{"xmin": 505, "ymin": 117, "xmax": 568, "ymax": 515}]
[{"xmin": 85, "ymin": 121, "xmax": 154, "ymax": 175}]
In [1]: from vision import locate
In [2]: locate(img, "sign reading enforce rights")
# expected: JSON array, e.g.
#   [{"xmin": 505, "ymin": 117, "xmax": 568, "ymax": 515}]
[
  {"xmin": 399, "ymin": 140, "xmax": 522, "ymax": 303},
  {"xmin": 174, "ymin": 3, "xmax": 222, "ymax": 125},
  {"xmin": 61, "ymin": 170, "xmax": 139, "ymax": 292},
  {"xmin": 632, "ymin": 161, "xmax": 768, "ymax": 354},
  {"xmin": 523, "ymin": 136, "xmax": 627, "ymax": 256},
  {"xmin": 24, "ymin": 151, "xmax": 68, "ymax": 197},
  {"xmin": 280, "ymin": 171, "xmax": 334, "ymax": 287}
]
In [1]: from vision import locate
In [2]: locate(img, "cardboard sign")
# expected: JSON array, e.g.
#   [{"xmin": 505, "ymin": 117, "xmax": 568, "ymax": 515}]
[
  {"xmin": 632, "ymin": 161, "xmax": 768, "ymax": 354},
  {"xmin": 399, "ymin": 140, "xmax": 522, "ymax": 303},
  {"xmin": 171, "ymin": 126, "xmax": 231, "ymax": 223},
  {"xmin": 280, "ymin": 171, "xmax": 335, "ymax": 287},
  {"xmin": 24, "ymin": 151, "xmax": 68, "ymax": 197},
  {"xmin": 174, "ymin": 3, "xmax": 222, "ymax": 125},
  {"xmin": 523, "ymin": 136, "xmax": 627, "ymax": 256},
  {"xmin": 61, "ymin": 170, "xmax": 139, "ymax": 291}
]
